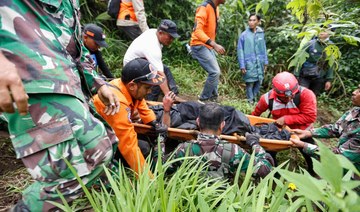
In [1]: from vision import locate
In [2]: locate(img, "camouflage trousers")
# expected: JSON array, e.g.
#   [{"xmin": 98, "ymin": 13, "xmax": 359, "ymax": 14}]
[{"xmin": 3, "ymin": 94, "xmax": 117, "ymax": 211}]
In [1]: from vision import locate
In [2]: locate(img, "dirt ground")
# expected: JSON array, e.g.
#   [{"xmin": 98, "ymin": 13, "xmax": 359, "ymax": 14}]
[{"xmin": 0, "ymin": 131, "xmax": 28, "ymax": 212}]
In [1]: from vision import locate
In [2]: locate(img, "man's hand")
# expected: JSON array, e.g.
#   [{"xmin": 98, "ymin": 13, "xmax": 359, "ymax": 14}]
[
  {"xmin": 163, "ymin": 91, "xmax": 176, "ymax": 112},
  {"xmin": 325, "ymin": 81, "xmax": 331, "ymax": 91},
  {"xmin": 97, "ymin": 85, "xmax": 120, "ymax": 115},
  {"xmin": 0, "ymin": 52, "xmax": 28, "ymax": 115},
  {"xmin": 275, "ymin": 117, "xmax": 286, "ymax": 126},
  {"xmin": 150, "ymin": 121, "xmax": 168, "ymax": 136},
  {"xmin": 210, "ymin": 40, "xmax": 225, "ymax": 55},
  {"xmin": 290, "ymin": 138, "xmax": 305, "ymax": 148},
  {"xmin": 245, "ymin": 132, "xmax": 260, "ymax": 147},
  {"xmin": 291, "ymin": 129, "xmax": 312, "ymax": 139},
  {"xmin": 241, "ymin": 68, "xmax": 246, "ymax": 74},
  {"xmin": 213, "ymin": 43, "xmax": 225, "ymax": 55}
]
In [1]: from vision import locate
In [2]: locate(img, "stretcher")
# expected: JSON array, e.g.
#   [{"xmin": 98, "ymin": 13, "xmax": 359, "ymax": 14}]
[{"xmin": 132, "ymin": 101, "xmax": 297, "ymax": 152}]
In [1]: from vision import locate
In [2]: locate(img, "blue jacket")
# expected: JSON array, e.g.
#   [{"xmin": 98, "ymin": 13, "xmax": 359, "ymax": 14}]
[{"xmin": 237, "ymin": 27, "xmax": 268, "ymax": 82}]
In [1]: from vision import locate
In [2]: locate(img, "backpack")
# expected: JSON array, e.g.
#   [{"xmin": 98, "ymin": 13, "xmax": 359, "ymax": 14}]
[
  {"xmin": 183, "ymin": 142, "xmax": 233, "ymax": 179},
  {"xmin": 268, "ymin": 88, "xmax": 302, "ymax": 112},
  {"xmin": 107, "ymin": 0, "xmax": 121, "ymax": 19}
]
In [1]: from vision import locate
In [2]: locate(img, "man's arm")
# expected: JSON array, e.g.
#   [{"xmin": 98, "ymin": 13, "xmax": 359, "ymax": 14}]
[
  {"xmin": 81, "ymin": 46, "xmax": 119, "ymax": 115},
  {"xmin": 246, "ymin": 133, "xmax": 274, "ymax": 178},
  {"xmin": 251, "ymin": 94, "xmax": 269, "ymax": 116},
  {"xmin": 162, "ymin": 91, "xmax": 176, "ymax": 127},
  {"xmin": 0, "ymin": 51, "xmax": 28, "ymax": 115},
  {"xmin": 310, "ymin": 109, "xmax": 350, "ymax": 139},
  {"xmin": 132, "ymin": 0, "xmax": 149, "ymax": 32},
  {"xmin": 143, "ymin": 47, "xmax": 171, "ymax": 95},
  {"xmin": 324, "ymin": 64, "xmax": 334, "ymax": 91},
  {"xmin": 95, "ymin": 51, "xmax": 114, "ymax": 79},
  {"xmin": 237, "ymin": 34, "xmax": 246, "ymax": 72}
]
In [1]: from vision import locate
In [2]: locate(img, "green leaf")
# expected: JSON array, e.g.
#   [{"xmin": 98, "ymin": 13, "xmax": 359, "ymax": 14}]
[
  {"xmin": 237, "ymin": 0, "xmax": 244, "ymax": 12},
  {"xmin": 307, "ymin": 2, "xmax": 322, "ymax": 20},
  {"xmin": 96, "ymin": 12, "xmax": 112, "ymax": 21},
  {"xmin": 335, "ymin": 154, "xmax": 360, "ymax": 176},
  {"xmin": 278, "ymin": 169, "xmax": 325, "ymax": 201},
  {"xmin": 315, "ymin": 141, "xmax": 343, "ymax": 193},
  {"xmin": 197, "ymin": 194, "xmax": 210, "ymax": 211},
  {"xmin": 342, "ymin": 35, "xmax": 360, "ymax": 46}
]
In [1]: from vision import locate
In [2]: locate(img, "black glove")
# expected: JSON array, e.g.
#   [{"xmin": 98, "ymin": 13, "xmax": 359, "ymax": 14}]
[
  {"xmin": 149, "ymin": 121, "xmax": 168, "ymax": 136},
  {"xmin": 245, "ymin": 132, "xmax": 260, "ymax": 147}
]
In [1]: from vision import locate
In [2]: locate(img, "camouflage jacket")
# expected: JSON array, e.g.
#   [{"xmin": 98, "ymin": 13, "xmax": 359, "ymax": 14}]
[
  {"xmin": 165, "ymin": 133, "xmax": 273, "ymax": 179},
  {"xmin": 304, "ymin": 107, "xmax": 360, "ymax": 171},
  {"xmin": 0, "ymin": 0, "xmax": 104, "ymax": 102}
]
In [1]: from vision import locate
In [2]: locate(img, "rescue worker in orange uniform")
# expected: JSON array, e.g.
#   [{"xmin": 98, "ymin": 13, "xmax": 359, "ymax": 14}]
[
  {"xmin": 117, "ymin": 0, "xmax": 149, "ymax": 40},
  {"xmin": 94, "ymin": 58, "xmax": 167, "ymax": 175}
]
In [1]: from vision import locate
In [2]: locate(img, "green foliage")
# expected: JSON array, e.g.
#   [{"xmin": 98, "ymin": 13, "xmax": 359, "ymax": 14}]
[
  {"xmin": 256, "ymin": 0, "xmax": 273, "ymax": 15},
  {"xmin": 56, "ymin": 140, "xmax": 360, "ymax": 211},
  {"xmin": 279, "ymin": 141, "xmax": 360, "ymax": 211},
  {"xmin": 286, "ymin": 0, "xmax": 307, "ymax": 23}
]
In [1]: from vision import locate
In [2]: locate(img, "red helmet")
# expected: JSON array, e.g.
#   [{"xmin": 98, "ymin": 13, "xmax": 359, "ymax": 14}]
[{"xmin": 272, "ymin": 72, "xmax": 299, "ymax": 97}]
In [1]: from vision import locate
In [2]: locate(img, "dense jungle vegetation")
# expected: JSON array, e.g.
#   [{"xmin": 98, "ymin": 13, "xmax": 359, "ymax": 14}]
[{"xmin": 82, "ymin": 0, "xmax": 360, "ymax": 113}]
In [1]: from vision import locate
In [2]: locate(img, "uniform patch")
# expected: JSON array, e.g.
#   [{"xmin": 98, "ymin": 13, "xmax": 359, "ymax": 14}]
[{"xmin": 126, "ymin": 108, "xmax": 131, "ymax": 123}]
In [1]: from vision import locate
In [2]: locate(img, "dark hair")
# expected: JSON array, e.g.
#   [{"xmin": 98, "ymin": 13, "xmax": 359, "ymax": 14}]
[
  {"xmin": 249, "ymin": 13, "xmax": 261, "ymax": 21},
  {"xmin": 198, "ymin": 103, "xmax": 224, "ymax": 131}
]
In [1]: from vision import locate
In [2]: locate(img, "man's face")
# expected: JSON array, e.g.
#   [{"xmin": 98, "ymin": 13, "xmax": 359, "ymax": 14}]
[
  {"xmin": 277, "ymin": 95, "xmax": 293, "ymax": 104},
  {"xmin": 352, "ymin": 86, "xmax": 360, "ymax": 106},
  {"xmin": 248, "ymin": 16, "xmax": 260, "ymax": 29},
  {"xmin": 159, "ymin": 31, "xmax": 174, "ymax": 46},
  {"xmin": 84, "ymin": 35, "xmax": 100, "ymax": 51},
  {"xmin": 131, "ymin": 82, "xmax": 153, "ymax": 101},
  {"xmin": 318, "ymin": 31, "xmax": 330, "ymax": 41},
  {"xmin": 219, "ymin": 0, "xmax": 226, "ymax": 5}
]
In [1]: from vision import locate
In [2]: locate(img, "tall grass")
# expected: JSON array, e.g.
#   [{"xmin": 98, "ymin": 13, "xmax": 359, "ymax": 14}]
[{"xmin": 55, "ymin": 141, "xmax": 359, "ymax": 211}]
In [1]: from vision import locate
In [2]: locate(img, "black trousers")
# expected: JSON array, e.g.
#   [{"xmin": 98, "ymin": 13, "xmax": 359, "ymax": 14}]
[
  {"xmin": 146, "ymin": 65, "xmax": 179, "ymax": 101},
  {"xmin": 298, "ymin": 76, "xmax": 326, "ymax": 96}
]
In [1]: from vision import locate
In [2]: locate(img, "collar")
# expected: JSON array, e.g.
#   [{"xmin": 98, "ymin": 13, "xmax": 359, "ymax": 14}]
[
  {"xmin": 247, "ymin": 26, "xmax": 264, "ymax": 33},
  {"xmin": 351, "ymin": 106, "xmax": 360, "ymax": 117},
  {"xmin": 197, "ymin": 132, "xmax": 219, "ymax": 140}
]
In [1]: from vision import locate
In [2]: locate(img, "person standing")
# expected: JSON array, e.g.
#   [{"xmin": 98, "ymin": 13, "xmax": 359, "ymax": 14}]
[
  {"xmin": 190, "ymin": 0, "xmax": 226, "ymax": 103},
  {"xmin": 0, "ymin": 1, "xmax": 120, "ymax": 211},
  {"xmin": 237, "ymin": 14, "xmax": 268, "ymax": 104},
  {"xmin": 294, "ymin": 29, "xmax": 334, "ymax": 96},
  {"xmin": 123, "ymin": 19, "xmax": 184, "ymax": 102},
  {"xmin": 116, "ymin": 0, "xmax": 149, "ymax": 40},
  {"xmin": 83, "ymin": 23, "xmax": 114, "ymax": 79}
]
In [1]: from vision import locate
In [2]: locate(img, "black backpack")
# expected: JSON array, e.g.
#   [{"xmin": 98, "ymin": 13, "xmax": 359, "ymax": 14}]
[
  {"xmin": 268, "ymin": 87, "xmax": 302, "ymax": 112},
  {"xmin": 107, "ymin": 0, "xmax": 121, "ymax": 19}
]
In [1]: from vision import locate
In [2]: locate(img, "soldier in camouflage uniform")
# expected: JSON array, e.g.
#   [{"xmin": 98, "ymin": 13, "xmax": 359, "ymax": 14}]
[
  {"xmin": 0, "ymin": 0, "xmax": 120, "ymax": 211},
  {"xmin": 157, "ymin": 103, "xmax": 274, "ymax": 179},
  {"xmin": 291, "ymin": 85, "xmax": 360, "ymax": 178}
]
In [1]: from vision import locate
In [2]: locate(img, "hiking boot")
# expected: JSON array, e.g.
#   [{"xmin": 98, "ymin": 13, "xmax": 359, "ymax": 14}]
[{"xmin": 198, "ymin": 96, "xmax": 219, "ymax": 104}]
